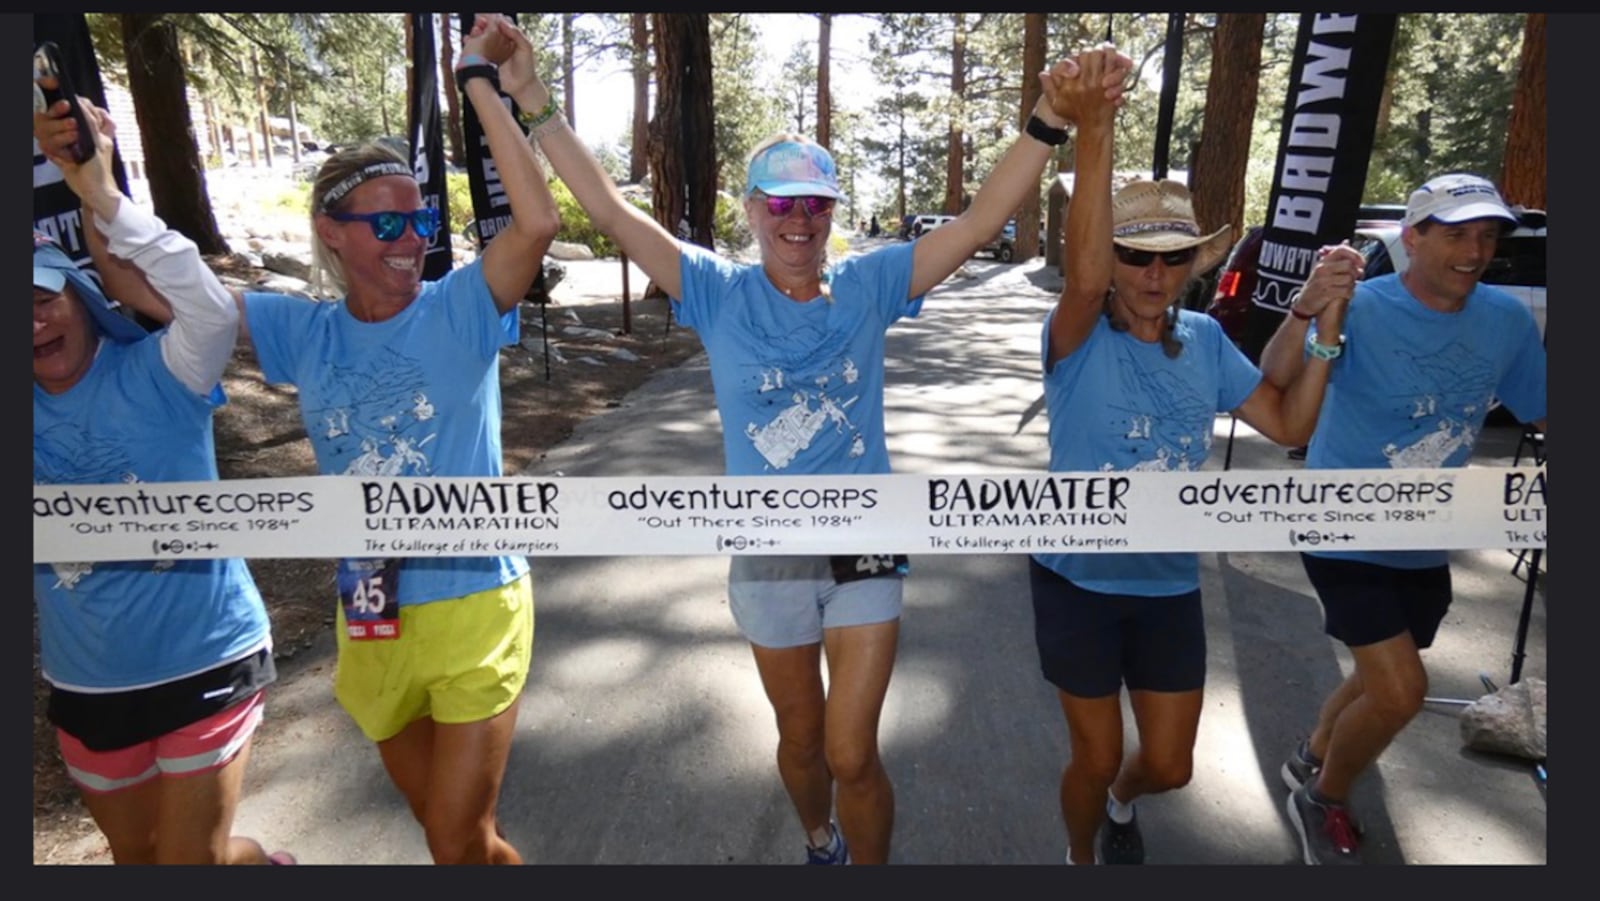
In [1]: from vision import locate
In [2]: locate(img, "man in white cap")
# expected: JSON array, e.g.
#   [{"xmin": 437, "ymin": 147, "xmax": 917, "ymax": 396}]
[{"xmin": 1260, "ymin": 172, "xmax": 1547, "ymax": 865}]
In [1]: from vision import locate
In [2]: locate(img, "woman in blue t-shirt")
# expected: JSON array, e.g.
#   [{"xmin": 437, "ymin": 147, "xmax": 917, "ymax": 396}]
[
  {"xmin": 33, "ymin": 98, "xmax": 289, "ymax": 864},
  {"xmin": 1032, "ymin": 49, "xmax": 1351, "ymax": 865},
  {"xmin": 223, "ymin": 18, "xmax": 559, "ymax": 864},
  {"xmin": 477, "ymin": 17, "xmax": 1134, "ymax": 865}
]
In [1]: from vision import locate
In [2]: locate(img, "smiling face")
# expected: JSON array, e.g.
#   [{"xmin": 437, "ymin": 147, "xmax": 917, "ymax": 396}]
[
  {"xmin": 748, "ymin": 190, "xmax": 832, "ymax": 281},
  {"xmin": 315, "ymin": 175, "xmax": 426, "ymax": 320},
  {"xmin": 33, "ymin": 284, "xmax": 97, "ymax": 394},
  {"xmin": 1401, "ymin": 217, "xmax": 1505, "ymax": 310}
]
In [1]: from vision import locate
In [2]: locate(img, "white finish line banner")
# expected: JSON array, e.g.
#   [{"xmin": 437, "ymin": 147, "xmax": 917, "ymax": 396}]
[{"xmin": 33, "ymin": 467, "xmax": 1546, "ymax": 564}]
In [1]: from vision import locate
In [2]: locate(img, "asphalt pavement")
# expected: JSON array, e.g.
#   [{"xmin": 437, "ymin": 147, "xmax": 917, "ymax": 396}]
[{"xmin": 70, "ymin": 249, "xmax": 1546, "ymax": 867}]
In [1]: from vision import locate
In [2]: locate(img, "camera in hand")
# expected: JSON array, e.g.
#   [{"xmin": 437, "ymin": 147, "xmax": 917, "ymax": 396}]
[{"xmin": 33, "ymin": 41, "xmax": 97, "ymax": 164}]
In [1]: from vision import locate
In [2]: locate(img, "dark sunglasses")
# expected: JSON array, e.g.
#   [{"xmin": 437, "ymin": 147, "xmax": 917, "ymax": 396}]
[
  {"xmin": 327, "ymin": 207, "xmax": 441, "ymax": 242},
  {"xmin": 757, "ymin": 193, "xmax": 835, "ymax": 219},
  {"xmin": 1114, "ymin": 245, "xmax": 1198, "ymax": 267}
]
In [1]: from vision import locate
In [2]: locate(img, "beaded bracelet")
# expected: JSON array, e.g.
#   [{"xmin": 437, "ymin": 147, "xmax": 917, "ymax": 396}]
[{"xmin": 518, "ymin": 96, "xmax": 561, "ymax": 131}]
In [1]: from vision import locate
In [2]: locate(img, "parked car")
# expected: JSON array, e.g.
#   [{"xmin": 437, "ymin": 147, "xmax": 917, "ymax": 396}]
[
  {"xmin": 978, "ymin": 220, "xmax": 1018, "ymax": 262},
  {"xmin": 907, "ymin": 213, "xmax": 955, "ymax": 239}
]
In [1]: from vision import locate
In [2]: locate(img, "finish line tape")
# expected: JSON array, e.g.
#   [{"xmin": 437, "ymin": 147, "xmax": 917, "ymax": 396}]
[{"xmin": 33, "ymin": 467, "xmax": 1546, "ymax": 564}]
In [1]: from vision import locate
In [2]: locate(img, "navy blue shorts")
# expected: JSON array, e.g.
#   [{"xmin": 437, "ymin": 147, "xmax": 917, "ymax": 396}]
[
  {"xmin": 1300, "ymin": 554, "xmax": 1453, "ymax": 649},
  {"xmin": 1028, "ymin": 558, "xmax": 1206, "ymax": 698}
]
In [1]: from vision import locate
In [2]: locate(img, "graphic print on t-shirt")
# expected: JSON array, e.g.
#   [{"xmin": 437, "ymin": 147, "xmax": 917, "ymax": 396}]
[
  {"xmin": 34, "ymin": 423, "xmax": 167, "ymax": 587},
  {"xmin": 1100, "ymin": 343, "xmax": 1214, "ymax": 472},
  {"xmin": 1377, "ymin": 341, "xmax": 1493, "ymax": 468},
  {"xmin": 741, "ymin": 354, "xmax": 864, "ymax": 471},
  {"xmin": 308, "ymin": 356, "xmax": 441, "ymax": 477}
]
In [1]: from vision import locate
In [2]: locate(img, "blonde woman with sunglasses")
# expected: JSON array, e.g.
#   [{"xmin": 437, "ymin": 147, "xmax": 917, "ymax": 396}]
[
  {"xmin": 216, "ymin": 15, "xmax": 560, "ymax": 864},
  {"xmin": 479, "ymin": 17, "xmax": 1130, "ymax": 864},
  {"xmin": 1030, "ymin": 47, "xmax": 1348, "ymax": 865}
]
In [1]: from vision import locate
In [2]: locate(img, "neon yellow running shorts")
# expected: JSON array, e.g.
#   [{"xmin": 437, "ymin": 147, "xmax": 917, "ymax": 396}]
[{"xmin": 334, "ymin": 574, "xmax": 534, "ymax": 742}]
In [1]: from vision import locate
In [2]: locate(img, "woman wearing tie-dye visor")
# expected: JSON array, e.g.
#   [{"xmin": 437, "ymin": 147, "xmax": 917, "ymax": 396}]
[{"xmin": 477, "ymin": 15, "xmax": 1131, "ymax": 865}]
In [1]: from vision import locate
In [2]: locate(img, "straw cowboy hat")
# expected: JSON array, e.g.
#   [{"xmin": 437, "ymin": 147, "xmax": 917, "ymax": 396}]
[{"xmin": 1110, "ymin": 179, "xmax": 1233, "ymax": 274}]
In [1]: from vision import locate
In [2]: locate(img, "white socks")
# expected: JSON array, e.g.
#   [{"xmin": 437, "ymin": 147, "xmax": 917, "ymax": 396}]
[{"xmin": 1106, "ymin": 791, "xmax": 1135, "ymax": 825}]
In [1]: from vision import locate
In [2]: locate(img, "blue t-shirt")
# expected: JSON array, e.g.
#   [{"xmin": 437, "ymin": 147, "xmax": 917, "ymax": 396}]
[
  {"xmin": 672, "ymin": 241, "xmax": 922, "ymax": 475},
  {"xmin": 34, "ymin": 336, "xmax": 270, "ymax": 692},
  {"xmin": 1033, "ymin": 309, "xmax": 1261, "ymax": 596},
  {"xmin": 244, "ymin": 259, "xmax": 528, "ymax": 605},
  {"xmin": 1306, "ymin": 273, "xmax": 1546, "ymax": 569}
]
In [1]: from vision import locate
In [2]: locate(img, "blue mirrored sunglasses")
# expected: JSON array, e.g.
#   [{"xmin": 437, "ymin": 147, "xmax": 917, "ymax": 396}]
[{"xmin": 327, "ymin": 207, "xmax": 440, "ymax": 242}]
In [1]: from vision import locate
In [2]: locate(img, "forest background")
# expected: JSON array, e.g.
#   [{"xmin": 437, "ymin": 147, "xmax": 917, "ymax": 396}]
[{"xmin": 83, "ymin": 12, "xmax": 1543, "ymax": 271}]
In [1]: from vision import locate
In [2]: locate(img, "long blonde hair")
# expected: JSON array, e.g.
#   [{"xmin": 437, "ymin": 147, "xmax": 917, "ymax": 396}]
[{"xmin": 307, "ymin": 142, "xmax": 411, "ymax": 298}]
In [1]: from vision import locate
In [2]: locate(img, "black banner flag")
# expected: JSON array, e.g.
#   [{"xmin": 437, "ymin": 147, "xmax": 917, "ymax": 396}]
[
  {"xmin": 457, "ymin": 12, "xmax": 527, "ymax": 251},
  {"xmin": 408, "ymin": 13, "xmax": 453, "ymax": 280},
  {"xmin": 32, "ymin": 13, "xmax": 131, "ymax": 271},
  {"xmin": 1252, "ymin": 13, "xmax": 1397, "ymax": 312}
]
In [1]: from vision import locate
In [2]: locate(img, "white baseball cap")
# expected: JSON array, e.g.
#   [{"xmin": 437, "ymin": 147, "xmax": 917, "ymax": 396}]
[{"xmin": 1403, "ymin": 173, "xmax": 1517, "ymax": 228}]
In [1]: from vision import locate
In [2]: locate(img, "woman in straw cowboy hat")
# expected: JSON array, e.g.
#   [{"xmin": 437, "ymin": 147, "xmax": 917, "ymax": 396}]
[{"xmin": 1030, "ymin": 47, "xmax": 1349, "ymax": 865}]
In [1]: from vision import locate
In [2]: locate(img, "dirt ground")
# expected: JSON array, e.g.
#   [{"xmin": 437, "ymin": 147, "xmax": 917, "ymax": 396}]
[{"xmin": 31, "ymin": 255, "xmax": 706, "ymax": 862}]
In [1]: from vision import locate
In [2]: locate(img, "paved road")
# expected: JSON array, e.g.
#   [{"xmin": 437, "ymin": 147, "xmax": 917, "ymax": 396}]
[{"xmin": 72, "ymin": 252, "xmax": 1550, "ymax": 866}]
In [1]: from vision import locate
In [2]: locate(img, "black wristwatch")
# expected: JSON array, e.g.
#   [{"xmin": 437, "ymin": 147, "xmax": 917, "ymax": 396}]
[
  {"xmin": 1025, "ymin": 114, "xmax": 1070, "ymax": 147},
  {"xmin": 456, "ymin": 64, "xmax": 500, "ymax": 91}
]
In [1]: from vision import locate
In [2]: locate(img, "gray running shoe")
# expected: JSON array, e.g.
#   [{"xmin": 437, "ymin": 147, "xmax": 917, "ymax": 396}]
[
  {"xmin": 1281, "ymin": 739, "xmax": 1322, "ymax": 792},
  {"xmin": 1097, "ymin": 805, "xmax": 1145, "ymax": 865},
  {"xmin": 1287, "ymin": 783, "xmax": 1362, "ymax": 865}
]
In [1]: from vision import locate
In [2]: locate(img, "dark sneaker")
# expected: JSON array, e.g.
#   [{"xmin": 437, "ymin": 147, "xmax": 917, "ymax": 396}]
[
  {"xmin": 1097, "ymin": 805, "xmax": 1145, "ymax": 865},
  {"xmin": 1281, "ymin": 740, "xmax": 1322, "ymax": 792},
  {"xmin": 1287, "ymin": 784, "xmax": 1361, "ymax": 865},
  {"xmin": 1287, "ymin": 445, "xmax": 1308, "ymax": 460},
  {"xmin": 805, "ymin": 822, "xmax": 850, "ymax": 865}
]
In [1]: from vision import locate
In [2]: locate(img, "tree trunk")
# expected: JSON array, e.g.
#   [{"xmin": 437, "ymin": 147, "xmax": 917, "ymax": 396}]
[
  {"xmin": 564, "ymin": 14, "xmax": 578, "ymax": 133},
  {"xmin": 118, "ymin": 13, "xmax": 227, "ymax": 254},
  {"xmin": 646, "ymin": 14, "xmax": 716, "ymax": 295},
  {"xmin": 817, "ymin": 14, "xmax": 833, "ymax": 150},
  {"xmin": 630, "ymin": 14, "xmax": 651, "ymax": 183},
  {"xmin": 285, "ymin": 60, "xmax": 301, "ymax": 164},
  {"xmin": 439, "ymin": 15, "xmax": 465, "ymax": 167},
  {"xmin": 1016, "ymin": 12, "xmax": 1047, "ymax": 261},
  {"xmin": 1500, "ymin": 13, "xmax": 1545, "ymax": 210},
  {"xmin": 252, "ymin": 47, "xmax": 272, "ymax": 168},
  {"xmin": 944, "ymin": 14, "xmax": 966, "ymax": 215},
  {"xmin": 1191, "ymin": 13, "xmax": 1265, "ymax": 240}
]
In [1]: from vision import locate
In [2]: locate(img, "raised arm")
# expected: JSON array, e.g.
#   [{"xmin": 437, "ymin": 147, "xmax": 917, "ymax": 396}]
[
  {"xmin": 485, "ymin": 15, "xmax": 683, "ymax": 298},
  {"xmin": 1258, "ymin": 242, "xmax": 1361, "ymax": 389},
  {"xmin": 1238, "ymin": 243, "xmax": 1361, "ymax": 445},
  {"xmin": 34, "ymin": 93, "xmax": 174, "ymax": 326},
  {"xmin": 38, "ymin": 100, "xmax": 237, "ymax": 396},
  {"xmin": 461, "ymin": 15, "xmax": 561, "ymax": 314},
  {"xmin": 1045, "ymin": 47, "xmax": 1122, "ymax": 366},
  {"xmin": 912, "ymin": 47, "xmax": 1132, "ymax": 300}
]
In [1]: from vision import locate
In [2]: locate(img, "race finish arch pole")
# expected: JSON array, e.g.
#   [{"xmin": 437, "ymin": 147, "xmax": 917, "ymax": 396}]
[{"xmin": 1241, "ymin": 13, "xmax": 1396, "ymax": 362}]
